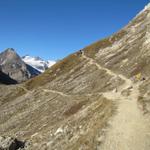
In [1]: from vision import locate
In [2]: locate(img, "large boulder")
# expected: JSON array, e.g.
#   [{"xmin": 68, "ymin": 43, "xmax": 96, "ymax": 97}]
[{"xmin": 0, "ymin": 136, "xmax": 29, "ymax": 150}]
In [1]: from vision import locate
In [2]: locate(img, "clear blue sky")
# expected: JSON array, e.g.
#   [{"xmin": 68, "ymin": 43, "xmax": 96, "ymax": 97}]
[{"xmin": 0, "ymin": 0, "xmax": 149, "ymax": 60}]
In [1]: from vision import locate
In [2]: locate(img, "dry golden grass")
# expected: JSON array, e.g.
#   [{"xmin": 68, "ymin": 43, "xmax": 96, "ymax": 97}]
[
  {"xmin": 83, "ymin": 30, "xmax": 127, "ymax": 58},
  {"xmin": 0, "ymin": 87, "xmax": 26, "ymax": 105},
  {"xmin": 64, "ymin": 98, "xmax": 115, "ymax": 150},
  {"xmin": 64, "ymin": 101, "xmax": 87, "ymax": 116},
  {"xmin": 25, "ymin": 53, "xmax": 83, "ymax": 90}
]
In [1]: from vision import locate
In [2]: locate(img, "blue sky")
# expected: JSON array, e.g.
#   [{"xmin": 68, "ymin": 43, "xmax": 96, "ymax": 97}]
[{"xmin": 0, "ymin": 0, "xmax": 149, "ymax": 60}]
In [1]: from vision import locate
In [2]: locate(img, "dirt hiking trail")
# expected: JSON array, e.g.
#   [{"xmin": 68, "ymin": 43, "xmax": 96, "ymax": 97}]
[{"xmin": 82, "ymin": 52, "xmax": 150, "ymax": 150}]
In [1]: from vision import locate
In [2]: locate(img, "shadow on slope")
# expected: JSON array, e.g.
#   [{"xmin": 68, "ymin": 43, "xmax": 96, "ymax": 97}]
[{"xmin": 0, "ymin": 71, "xmax": 17, "ymax": 85}]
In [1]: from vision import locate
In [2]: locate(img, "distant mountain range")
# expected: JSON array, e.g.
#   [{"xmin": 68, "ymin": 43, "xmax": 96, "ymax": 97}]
[
  {"xmin": 0, "ymin": 48, "xmax": 55, "ymax": 83},
  {"xmin": 22, "ymin": 55, "xmax": 55, "ymax": 72}
]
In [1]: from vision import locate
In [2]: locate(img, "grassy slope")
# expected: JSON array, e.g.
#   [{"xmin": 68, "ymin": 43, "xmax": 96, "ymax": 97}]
[{"xmin": 24, "ymin": 29, "xmax": 127, "ymax": 91}]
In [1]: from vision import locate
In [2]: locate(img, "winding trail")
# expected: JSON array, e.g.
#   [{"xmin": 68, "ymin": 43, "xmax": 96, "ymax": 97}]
[
  {"xmin": 16, "ymin": 85, "xmax": 29, "ymax": 93},
  {"xmin": 102, "ymin": 84, "xmax": 150, "ymax": 150},
  {"xmin": 82, "ymin": 52, "xmax": 150, "ymax": 150},
  {"xmin": 42, "ymin": 89, "xmax": 69, "ymax": 97},
  {"xmin": 16, "ymin": 85, "xmax": 69, "ymax": 97}
]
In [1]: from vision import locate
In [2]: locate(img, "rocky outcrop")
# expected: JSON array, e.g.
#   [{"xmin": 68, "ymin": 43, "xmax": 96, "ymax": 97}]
[
  {"xmin": 0, "ymin": 48, "xmax": 40, "ymax": 83},
  {"xmin": 0, "ymin": 71, "xmax": 17, "ymax": 85},
  {"xmin": 0, "ymin": 136, "xmax": 29, "ymax": 150}
]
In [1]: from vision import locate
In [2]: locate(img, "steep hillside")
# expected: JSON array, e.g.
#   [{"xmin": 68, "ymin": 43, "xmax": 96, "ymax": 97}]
[{"xmin": 1, "ymin": 3, "xmax": 150, "ymax": 150}]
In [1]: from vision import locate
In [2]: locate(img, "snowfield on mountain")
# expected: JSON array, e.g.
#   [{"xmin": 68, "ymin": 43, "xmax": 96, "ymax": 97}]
[{"xmin": 22, "ymin": 55, "xmax": 56, "ymax": 73}]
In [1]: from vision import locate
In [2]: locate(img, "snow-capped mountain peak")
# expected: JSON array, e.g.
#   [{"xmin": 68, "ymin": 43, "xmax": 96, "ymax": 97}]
[{"xmin": 22, "ymin": 55, "xmax": 55, "ymax": 73}]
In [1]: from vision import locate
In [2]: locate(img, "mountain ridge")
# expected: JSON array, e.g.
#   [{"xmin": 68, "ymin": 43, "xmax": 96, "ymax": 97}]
[{"xmin": 0, "ymin": 48, "xmax": 40, "ymax": 83}]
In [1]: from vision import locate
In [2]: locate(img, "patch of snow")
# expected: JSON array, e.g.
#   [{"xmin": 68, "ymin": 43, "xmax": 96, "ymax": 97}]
[{"xmin": 47, "ymin": 60, "xmax": 56, "ymax": 68}]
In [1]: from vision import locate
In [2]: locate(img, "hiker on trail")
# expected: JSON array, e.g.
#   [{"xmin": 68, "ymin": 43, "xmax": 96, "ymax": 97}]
[
  {"xmin": 79, "ymin": 50, "xmax": 83, "ymax": 55},
  {"xmin": 76, "ymin": 50, "xmax": 83, "ymax": 56},
  {"xmin": 135, "ymin": 73, "xmax": 146, "ymax": 82},
  {"xmin": 135, "ymin": 73, "xmax": 142, "ymax": 82}
]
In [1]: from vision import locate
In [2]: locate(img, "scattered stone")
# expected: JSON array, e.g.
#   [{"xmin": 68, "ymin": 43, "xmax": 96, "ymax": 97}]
[{"xmin": 0, "ymin": 136, "xmax": 29, "ymax": 150}]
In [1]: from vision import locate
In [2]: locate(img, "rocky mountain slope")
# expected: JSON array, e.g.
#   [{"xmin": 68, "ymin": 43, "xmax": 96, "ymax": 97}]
[
  {"xmin": 1, "ymin": 3, "xmax": 150, "ymax": 150},
  {"xmin": 0, "ymin": 48, "xmax": 40, "ymax": 83},
  {"xmin": 0, "ymin": 70, "xmax": 17, "ymax": 85},
  {"xmin": 22, "ymin": 55, "xmax": 55, "ymax": 73}
]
